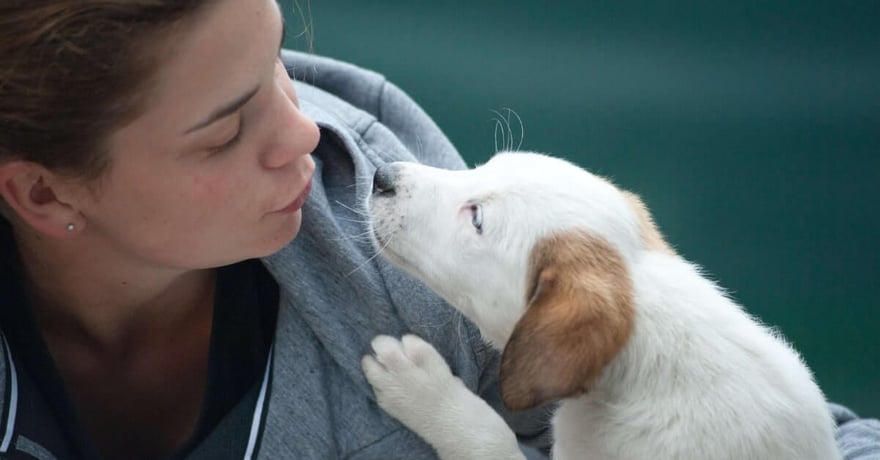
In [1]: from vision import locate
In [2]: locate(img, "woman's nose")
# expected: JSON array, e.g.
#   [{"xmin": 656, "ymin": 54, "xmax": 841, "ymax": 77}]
[{"xmin": 261, "ymin": 88, "xmax": 320, "ymax": 170}]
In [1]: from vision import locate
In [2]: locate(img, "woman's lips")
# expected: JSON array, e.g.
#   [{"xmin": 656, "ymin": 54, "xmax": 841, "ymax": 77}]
[{"xmin": 275, "ymin": 179, "xmax": 313, "ymax": 214}]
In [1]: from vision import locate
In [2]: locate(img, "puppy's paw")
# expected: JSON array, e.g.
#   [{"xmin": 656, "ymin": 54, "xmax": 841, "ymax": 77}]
[
  {"xmin": 363, "ymin": 334, "xmax": 526, "ymax": 460},
  {"xmin": 362, "ymin": 334, "xmax": 462, "ymax": 426}
]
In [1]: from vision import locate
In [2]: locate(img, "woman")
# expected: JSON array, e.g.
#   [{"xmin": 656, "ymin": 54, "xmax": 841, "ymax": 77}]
[{"xmin": 0, "ymin": 1, "xmax": 875, "ymax": 459}]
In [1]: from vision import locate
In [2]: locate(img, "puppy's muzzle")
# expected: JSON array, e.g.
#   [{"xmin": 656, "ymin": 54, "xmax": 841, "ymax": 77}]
[{"xmin": 373, "ymin": 163, "xmax": 400, "ymax": 196}]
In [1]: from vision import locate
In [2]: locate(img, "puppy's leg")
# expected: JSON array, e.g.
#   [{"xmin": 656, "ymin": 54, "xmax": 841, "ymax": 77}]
[{"xmin": 363, "ymin": 334, "xmax": 525, "ymax": 460}]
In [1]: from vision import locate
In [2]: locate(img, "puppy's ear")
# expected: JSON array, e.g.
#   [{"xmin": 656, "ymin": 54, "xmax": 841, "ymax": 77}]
[{"xmin": 500, "ymin": 230, "xmax": 635, "ymax": 411}]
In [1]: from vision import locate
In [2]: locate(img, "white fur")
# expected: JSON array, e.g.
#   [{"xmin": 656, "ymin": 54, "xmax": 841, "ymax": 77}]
[
  {"xmin": 361, "ymin": 151, "xmax": 840, "ymax": 460},
  {"xmin": 362, "ymin": 335, "xmax": 525, "ymax": 459}
]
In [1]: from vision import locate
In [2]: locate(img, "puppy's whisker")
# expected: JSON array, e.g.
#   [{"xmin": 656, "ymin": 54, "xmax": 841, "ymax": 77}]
[
  {"xmin": 492, "ymin": 115, "xmax": 508, "ymax": 153},
  {"xmin": 453, "ymin": 310, "xmax": 470, "ymax": 351},
  {"xmin": 335, "ymin": 215, "xmax": 371, "ymax": 225},
  {"xmin": 415, "ymin": 135, "xmax": 425, "ymax": 160},
  {"xmin": 347, "ymin": 176, "xmax": 375, "ymax": 190},
  {"xmin": 490, "ymin": 108, "xmax": 521, "ymax": 152},
  {"xmin": 335, "ymin": 200, "xmax": 369, "ymax": 217},
  {"xmin": 490, "ymin": 108, "xmax": 524, "ymax": 152},
  {"xmin": 349, "ymin": 229, "xmax": 377, "ymax": 241},
  {"xmin": 329, "ymin": 229, "xmax": 375, "ymax": 244},
  {"xmin": 343, "ymin": 231, "xmax": 396, "ymax": 279},
  {"xmin": 503, "ymin": 110, "xmax": 513, "ymax": 151},
  {"xmin": 503, "ymin": 107, "xmax": 524, "ymax": 152}
]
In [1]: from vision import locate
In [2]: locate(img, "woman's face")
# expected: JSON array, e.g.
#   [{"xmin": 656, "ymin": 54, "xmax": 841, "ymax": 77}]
[{"xmin": 73, "ymin": 0, "xmax": 319, "ymax": 270}]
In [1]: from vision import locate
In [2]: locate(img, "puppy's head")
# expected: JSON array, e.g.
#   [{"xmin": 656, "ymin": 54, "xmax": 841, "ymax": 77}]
[{"xmin": 367, "ymin": 151, "xmax": 671, "ymax": 410}]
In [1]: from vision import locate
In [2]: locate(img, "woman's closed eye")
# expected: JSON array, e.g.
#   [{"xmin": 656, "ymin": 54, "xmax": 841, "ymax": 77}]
[{"xmin": 206, "ymin": 118, "xmax": 245, "ymax": 154}]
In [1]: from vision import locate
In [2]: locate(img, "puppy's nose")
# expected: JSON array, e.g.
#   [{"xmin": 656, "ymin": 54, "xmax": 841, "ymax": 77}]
[{"xmin": 373, "ymin": 164, "xmax": 398, "ymax": 196}]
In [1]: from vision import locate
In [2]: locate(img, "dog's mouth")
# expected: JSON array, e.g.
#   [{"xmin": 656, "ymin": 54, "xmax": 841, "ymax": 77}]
[
  {"xmin": 370, "ymin": 225, "xmax": 390, "ymax": 250},
  {"xmin": 368, "ymin": 216, "xmax": 407, "ymax": 267}
]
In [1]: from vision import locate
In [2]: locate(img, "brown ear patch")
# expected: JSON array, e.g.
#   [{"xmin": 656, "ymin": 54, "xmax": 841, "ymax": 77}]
[
  {"xmin": 621, "ymin": 191, "xmax": 675, "ymax": 255},
  {"xmin": 500, "ymin": 230, "xmax": 635, "ymax": 411}
]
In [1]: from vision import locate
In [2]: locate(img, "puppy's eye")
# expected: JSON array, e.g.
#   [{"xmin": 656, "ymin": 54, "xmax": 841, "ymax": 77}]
[{"xmin": 470, "ymin": 204, "xmax": 483, "ymax": 234}]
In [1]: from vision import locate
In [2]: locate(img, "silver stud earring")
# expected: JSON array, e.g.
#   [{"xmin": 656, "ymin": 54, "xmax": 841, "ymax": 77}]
[{"xmin": 66, "ymin": 223, "xmax": 75, "ymax": 232}]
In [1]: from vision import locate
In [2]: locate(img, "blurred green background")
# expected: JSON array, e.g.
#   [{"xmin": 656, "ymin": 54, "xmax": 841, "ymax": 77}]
[{"xmin": 280, "ymin": 1, "xmax": 879, "ymax": 415}]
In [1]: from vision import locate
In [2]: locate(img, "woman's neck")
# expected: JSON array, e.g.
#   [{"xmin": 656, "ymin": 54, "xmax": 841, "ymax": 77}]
[
  {"xmin": 10, "ymin": 224, "xmax": 219, "ymax": 459},
  {"xmin": 13, "ymin": 225, "xmax": 217, "ymax": 354}
]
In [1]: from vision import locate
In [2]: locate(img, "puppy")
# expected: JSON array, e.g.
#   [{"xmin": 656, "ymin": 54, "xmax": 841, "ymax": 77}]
[{"xmin": 361, "ymin": 152, "xmax": 840, "ymax": 460}]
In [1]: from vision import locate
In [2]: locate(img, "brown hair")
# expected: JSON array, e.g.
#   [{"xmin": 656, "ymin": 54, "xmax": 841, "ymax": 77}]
[{"xmin": 0, "ymin": 1, "xmax": 215, "ymax": 180}]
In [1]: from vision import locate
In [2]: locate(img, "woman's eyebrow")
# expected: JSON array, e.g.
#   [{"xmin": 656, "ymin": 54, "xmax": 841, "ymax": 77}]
[
  {"xmin": 186, "ymin": 11, "xmax": 285, "ymax": 136},
  {"xmin": 184, "ymin": 86, "xmax": 259, "ymax": 134}
]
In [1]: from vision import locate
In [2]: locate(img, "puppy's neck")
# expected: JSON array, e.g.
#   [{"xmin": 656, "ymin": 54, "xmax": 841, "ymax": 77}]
[{"xmin": 591, "ymin": 252, "xmax": 741, "ymax": 398}]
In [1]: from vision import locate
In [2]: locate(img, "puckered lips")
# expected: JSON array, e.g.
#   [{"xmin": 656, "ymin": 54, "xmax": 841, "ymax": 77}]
[{"xmin": 273, "ymin": 178, "xmax": 312, "ymax": 214}]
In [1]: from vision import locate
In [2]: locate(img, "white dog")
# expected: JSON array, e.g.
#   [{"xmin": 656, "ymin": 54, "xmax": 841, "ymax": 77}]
[{"xmin": 361, "ymin": 152, "xmax": 840, "ymax": 460}]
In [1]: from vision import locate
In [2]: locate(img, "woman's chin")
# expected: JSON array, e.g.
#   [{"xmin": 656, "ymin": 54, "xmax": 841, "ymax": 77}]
[{"xmin": 258, "ymin": 210, "xmax": 304, "ymax": 257}]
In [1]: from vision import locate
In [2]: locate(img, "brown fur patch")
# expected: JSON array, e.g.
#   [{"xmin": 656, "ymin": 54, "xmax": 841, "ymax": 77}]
[
  {"xmin": 499, "ymin": 230, "xmax": 635, "ymax": 411},
  {"xmin": 621, "ymin": 191, "xmax": 675, "ymax": 255}
]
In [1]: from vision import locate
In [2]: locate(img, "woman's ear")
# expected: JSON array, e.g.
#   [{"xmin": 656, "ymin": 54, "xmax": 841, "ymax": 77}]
[
  {"xmin": 499, "ymin": 230, "xmax": 636, "ymax": 411},
  {"xmin": 0, "ymin": 161, "xmax": 85, "ymax": 238}
]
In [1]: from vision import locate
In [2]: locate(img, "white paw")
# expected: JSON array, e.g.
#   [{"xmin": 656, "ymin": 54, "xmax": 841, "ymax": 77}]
[
  {"xmin": 362, "ymin": 334, "xmax": 526, "ymax": 460},
  {"xmin": 362, "ymin": 334, "xmax": 460, "ymax": 417}
]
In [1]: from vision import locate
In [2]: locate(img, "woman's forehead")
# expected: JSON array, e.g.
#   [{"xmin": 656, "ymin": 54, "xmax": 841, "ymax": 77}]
[{"xmin": 138, "ymin": 0, "xmax": 283, "ymax": 128}]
